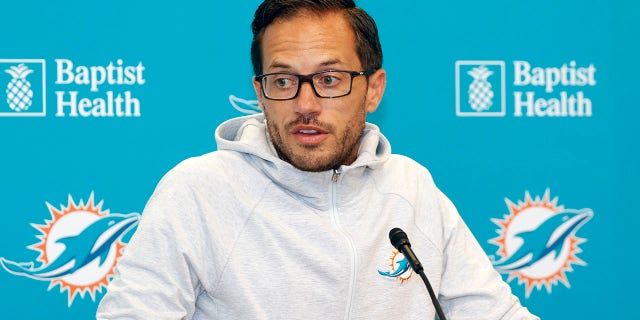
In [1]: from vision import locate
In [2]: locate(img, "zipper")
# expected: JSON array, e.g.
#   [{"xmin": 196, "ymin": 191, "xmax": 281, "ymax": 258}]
[
  {"xmin": 332, "ymin": 168, "xmax": 340, "ymax": 183},
  {"xmin": 329, "ymin": 168, "xmax": 357, "ymax": 320}
]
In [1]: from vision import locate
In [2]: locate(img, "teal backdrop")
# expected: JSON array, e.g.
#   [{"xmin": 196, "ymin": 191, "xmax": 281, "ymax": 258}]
[{"xmin": 1, "ymin": 1, "xmax": 638, "ymax": 319}]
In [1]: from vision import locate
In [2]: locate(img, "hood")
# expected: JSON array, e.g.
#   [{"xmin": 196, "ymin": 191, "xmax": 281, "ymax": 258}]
[{"xmin": 214, "ymin": 114, "xmax": 391, "ymax": 210}]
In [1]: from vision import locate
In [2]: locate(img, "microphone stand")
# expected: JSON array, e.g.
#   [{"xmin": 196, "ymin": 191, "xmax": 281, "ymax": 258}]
[
  {"xmin": 390, "ymin": 228, "xmax": 447, "ymax": 320},
  {"xmin": 416, "ymin": 268, "xmax": 447, "ymax": 320}
]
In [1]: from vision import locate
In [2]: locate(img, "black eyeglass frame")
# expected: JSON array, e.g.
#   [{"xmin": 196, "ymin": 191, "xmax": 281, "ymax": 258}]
[{"xmin": 254, "ymin": 69, "xmax": 376, "ymax": 101}]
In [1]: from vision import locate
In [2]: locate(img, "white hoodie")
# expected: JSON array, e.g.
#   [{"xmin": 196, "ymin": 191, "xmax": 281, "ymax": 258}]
[{"xmin": 97, "ymin": 114, "xmax": 538, "ymax": 319}]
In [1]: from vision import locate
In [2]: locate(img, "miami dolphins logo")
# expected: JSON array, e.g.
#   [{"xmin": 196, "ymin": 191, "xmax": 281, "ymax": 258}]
[
  {"xmin": 229, "ymin": 94, "xmax": 261, "ymax": 114},
  {"xmin": 378, "ymin": 251, "xmax": 413, "ymax": 283},
  {"xmin": 0, "ymin": 193, "xmax": 140, "ymax": 306},
  {"xmin": 489, "ymin": 189, "xmax": 593, "ymax": 297}
]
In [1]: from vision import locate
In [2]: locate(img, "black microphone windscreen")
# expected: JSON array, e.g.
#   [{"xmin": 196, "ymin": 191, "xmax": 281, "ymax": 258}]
[{"xmin": 389, "ymin": 227, "xmax": 411, "ymax": 250}]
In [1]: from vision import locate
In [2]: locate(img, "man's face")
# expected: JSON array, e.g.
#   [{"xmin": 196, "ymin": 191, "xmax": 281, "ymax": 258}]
[{"xmin": 253, "ymin": 10, "xmax": 386, "ymax": 172}]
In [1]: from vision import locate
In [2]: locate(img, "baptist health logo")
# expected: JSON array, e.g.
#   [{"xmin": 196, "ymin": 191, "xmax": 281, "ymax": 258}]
[
  {"xmin": 0, "ymin": 193, "xmax": 140, "ymax": 306},
  {"xmin": 488, "ymin": 189, "xmax": 593, "ymax": 297},
  {"xmin": 456, "ymin": 60, "xmax": 596, "ymax": 117},
  {"xmin": 0, "ymin": 58, "xmax": 145, "ymax": 117}
]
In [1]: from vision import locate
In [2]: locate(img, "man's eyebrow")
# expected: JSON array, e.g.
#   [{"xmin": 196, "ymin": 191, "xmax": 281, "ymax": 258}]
[
  {"xmin": 269, "ymin": 62, "xmax": 292, "ymax": 70},
  {"xmin": 267, "ymin": 59, "xmax": 344, "ymax": 71},
  {"xmin": 319, "ymin": 59, "xmax": 342, "ymax": 67}
]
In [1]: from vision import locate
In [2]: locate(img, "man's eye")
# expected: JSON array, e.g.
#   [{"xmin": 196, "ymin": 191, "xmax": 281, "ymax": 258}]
[
  {"xmin": 320, "ymin": 75, "xmax": 339, "ymax": 86},
  {"xmin": 274, "ymin": 78, "xmax": 292, "ymax": 87}
]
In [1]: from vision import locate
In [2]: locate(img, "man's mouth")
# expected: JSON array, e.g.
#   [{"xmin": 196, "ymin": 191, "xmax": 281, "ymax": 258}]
[
  {"xmin": 292, "ymin": 125, "xmax": 328, "ymax": 135},
  {"xmin": 291, "ymin": 126, "xmax": 329, "ymax": 144}
]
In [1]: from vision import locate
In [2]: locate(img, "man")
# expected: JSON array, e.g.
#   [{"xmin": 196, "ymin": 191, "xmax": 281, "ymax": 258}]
[{"xmin": 97, "ymin": 0, "xmax": 538, "ymax": 319}]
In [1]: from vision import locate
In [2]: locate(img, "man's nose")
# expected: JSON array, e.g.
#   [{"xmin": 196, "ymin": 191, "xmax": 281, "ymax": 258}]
[{"xmin": 293, "ymin": 82, "xmax": 322, "ymax": 115}]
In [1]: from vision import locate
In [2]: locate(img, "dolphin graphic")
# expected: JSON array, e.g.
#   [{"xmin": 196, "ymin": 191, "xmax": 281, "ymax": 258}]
[
  {"xmin": 493, "ymin": 208, "xmax": 593, "ymax": 272},
  {"xmin": 378, "ymin": 255, "xmax": 411, "ymax": 277},
  {"xmin": 1, "ymin": 212, "xmax": 140, "ymax": 280},
  {"xmin": 229, "ymin": 94, "xmax": 261, "ymax": 114}
]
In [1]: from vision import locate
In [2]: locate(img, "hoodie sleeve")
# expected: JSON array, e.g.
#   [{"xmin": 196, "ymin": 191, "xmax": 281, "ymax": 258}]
[
  {"xmin": 96, "ymin": 167, "xmax": 209, "ymax": 320},
  {"xmin": 435, "ymin": 190, "xmax": 540, "ymax": 320}
]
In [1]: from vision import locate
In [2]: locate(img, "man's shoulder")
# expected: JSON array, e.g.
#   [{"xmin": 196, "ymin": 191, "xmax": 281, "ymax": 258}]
[
  {"xmin": 386, "ymin": 153, "xmax": 423, "ymax": 165},
  {"xmin": 174, "ymin": 150, "xmax": 245, "ymax": 171},
  {"xmin": 372, "ymin": 154, "xmax": 437, "ymax": 192},
  {"xmin": 383, "ymin": 154, "xmax": 433, "ymax": 178},
  {"xmin": 158, "ymin": 150, "xmax": 261, "ymax": 188}
]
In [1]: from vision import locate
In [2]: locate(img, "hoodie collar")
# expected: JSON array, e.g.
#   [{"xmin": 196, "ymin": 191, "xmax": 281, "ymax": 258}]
[{"xmin": 215, "ymin": 114, "xmax": 391, "ymax": 210}]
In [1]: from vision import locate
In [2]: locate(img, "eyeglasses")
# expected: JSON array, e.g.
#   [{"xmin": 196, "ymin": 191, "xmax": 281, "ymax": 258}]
[{"xmin": 255, "ymin": 69, "xmax": 376, "ymax": 101}]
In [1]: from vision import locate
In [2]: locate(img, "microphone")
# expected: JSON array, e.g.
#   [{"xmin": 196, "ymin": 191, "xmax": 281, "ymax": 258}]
[{"xmin": 389, "ymin": 228, "xmax": 447, "ymax": 320}]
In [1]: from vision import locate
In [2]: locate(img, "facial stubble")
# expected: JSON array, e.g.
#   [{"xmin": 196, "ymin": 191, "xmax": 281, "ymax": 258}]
[{"xmin": 264, "ymin": 101, "xmax": 367, "ymax": 172}]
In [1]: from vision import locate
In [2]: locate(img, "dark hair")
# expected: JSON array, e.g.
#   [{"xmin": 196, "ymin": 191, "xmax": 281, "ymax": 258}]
[{"xmin": 251, "ymin": 0, "xmax": 383, "ymax": 75}]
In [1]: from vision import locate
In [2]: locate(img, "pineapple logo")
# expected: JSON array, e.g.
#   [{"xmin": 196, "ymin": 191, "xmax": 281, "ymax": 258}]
[
  {"xmin": 455, "ymin": 60, "xmax": 505, "ymax": 117},
  {"xmin": 467, "ymin": 65, "xmax": 494, "ymax": 112},
  {"xmin": 0, "ymin": 59, "xmax": 46, "ymax": 117},
  {"xmin": 5, "ymin": 63, "xmax": 34, "ymax": 112}
]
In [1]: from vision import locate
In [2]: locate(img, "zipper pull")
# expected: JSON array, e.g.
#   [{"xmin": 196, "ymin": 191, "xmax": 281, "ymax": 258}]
[{"xmin": 331, "ymin": 168, "xmax": 341, "ymax": 183}]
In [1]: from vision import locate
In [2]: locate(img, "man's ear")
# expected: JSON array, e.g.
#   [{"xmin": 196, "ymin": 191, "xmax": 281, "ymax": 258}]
[
  {"xmin": 252, "ymin": 78, "xmax": 266, "ymax": 112},
  {"xmin": 365, "ymin": 68, "xmax": 386, "ymax": 113}
]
